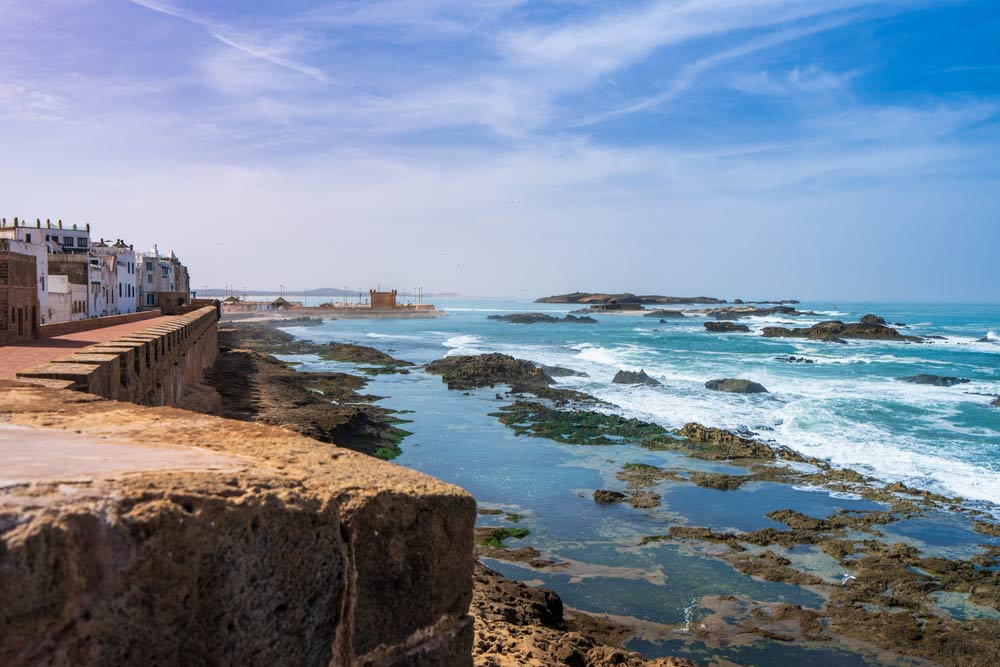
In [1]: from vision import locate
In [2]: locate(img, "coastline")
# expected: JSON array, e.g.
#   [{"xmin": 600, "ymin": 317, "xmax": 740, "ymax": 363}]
[{"xmin": 205, "ymin": 313, "xmax": 1000, "ymax": 666}]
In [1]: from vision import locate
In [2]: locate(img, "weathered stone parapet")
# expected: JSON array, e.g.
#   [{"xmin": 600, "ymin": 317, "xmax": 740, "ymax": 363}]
[
  {"xmin": 36, "ymin": 310, "xmax": 161, "ymax": 338},
  {"xmin": 15, "ymin": 306, "xmax": 218, "ymax": 407},
  {"xmin": 0, "ymin": 380, "xmax": 475, "ymax": 666}
]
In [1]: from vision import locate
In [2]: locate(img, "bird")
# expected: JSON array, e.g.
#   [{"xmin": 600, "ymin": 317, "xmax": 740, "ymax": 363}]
[{"xmin": 840, "ymin": 574, "xmax": 856, "ymax": 588}]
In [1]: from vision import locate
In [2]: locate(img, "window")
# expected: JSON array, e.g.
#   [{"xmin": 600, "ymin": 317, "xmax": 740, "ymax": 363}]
[
  {"xmin": 119, "ymin": 284, "xmax": 122, "ymax": 298},
  {"xmin": 161, "ymin": 267, "xmax": 169, "ymax": 278},
  {"xmin": 77, "ymin": 237, "xmax": 87, "ymax": 247},
  {"xmin": 147, "ymin": 274, "xmax": 153, "ymax": 284},
  {"xmin": 25, "ymin": 233, "xmax": 31, "ymax": 243},
  {"xmin": 145, "ymin": 261, "xmax": 153, "ymax": 271}
]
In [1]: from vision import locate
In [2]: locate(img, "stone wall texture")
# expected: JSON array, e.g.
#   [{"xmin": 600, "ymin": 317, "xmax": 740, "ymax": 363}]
[
  {"xmin": 0, "ymin": 247, "xmax": 40, "ymax": 344},
  {"xmin": 0, "ymin": 380, "xmax": 476, "ymax": 666}
]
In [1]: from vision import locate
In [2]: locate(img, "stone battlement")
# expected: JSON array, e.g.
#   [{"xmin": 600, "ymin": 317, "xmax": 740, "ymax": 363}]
[
  {"xmin": 15, "ymin": 306, "xmax": 218, "ymax": 406},
  {"xmin": 0, "ymin": 380, "xmax": 475, "ymax": 666}
]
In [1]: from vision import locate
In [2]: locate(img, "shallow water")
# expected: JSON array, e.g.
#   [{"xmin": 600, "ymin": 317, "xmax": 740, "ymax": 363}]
[{"xmin": 277, "ymin": 298, "xmax": 1000, "ymax": 665}]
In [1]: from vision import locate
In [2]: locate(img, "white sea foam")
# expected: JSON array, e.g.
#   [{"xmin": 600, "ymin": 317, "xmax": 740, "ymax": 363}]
[{"xmin": 443, "ymin": 334, "xmax": 483, "ymax": 356}]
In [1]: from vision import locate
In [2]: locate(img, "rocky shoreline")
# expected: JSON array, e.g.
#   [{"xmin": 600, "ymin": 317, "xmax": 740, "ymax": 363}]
[
  {"xmin": 421, "ymin": 350, "xmax": 1000, "ymax": 667},
  {"xmin": 201, "ymin": 323, "xmax": 414, "ymax": 459},
  {"xmin": 204, "ymin": 323, "xmax": 698, "ymax": 666}
]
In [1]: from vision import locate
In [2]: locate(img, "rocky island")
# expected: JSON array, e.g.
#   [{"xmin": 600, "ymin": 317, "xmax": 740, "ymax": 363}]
[
  {"xmin": 762, "ymin": 315, "xmax": 922, "ymax": 343},
  {"xmin": 487, "ymin": 313, "xmax": 597, "ymax": 324},
  {"xmin": 536, "ymin": 292, "xmax": 725, "ymax": 305},
  {"xmin": 704, "ymin": 321, "xmax": 750, "ymax": 333}
]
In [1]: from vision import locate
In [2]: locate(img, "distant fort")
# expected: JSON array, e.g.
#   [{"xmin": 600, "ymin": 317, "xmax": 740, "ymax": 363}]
[{"xmin": 221, "ymin": 288, "xmax": 443, "ymax": 319}]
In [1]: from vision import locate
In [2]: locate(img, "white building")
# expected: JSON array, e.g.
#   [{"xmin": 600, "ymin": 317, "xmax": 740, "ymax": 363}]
[
  {"xmin": 137, "ymin": 247, "xmax": 190, "ymax": 310},
  {"xmin": 91, "ymin": 239, "xmax": 138, "ymax": 316},
  {"xmin": 47, "ymin": 275, "xmax": 87, "ymax": 323}
]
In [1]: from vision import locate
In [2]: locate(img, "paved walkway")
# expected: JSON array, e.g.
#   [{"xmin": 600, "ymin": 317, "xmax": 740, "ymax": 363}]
[{"xmin": 0, "ymin": 316, "xmax": 175, "ymax": 378}]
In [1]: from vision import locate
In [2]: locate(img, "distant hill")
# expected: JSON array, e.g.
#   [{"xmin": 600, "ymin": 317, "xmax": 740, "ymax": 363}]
[{"xmin": 535, "ymin": 292, "xmax": 727, "ymax": 305}]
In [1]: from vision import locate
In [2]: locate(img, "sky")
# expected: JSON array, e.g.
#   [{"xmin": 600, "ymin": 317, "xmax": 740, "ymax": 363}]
[{"xmin": 1, "ymin": 0, "xmax": 998, "ymax": 300}]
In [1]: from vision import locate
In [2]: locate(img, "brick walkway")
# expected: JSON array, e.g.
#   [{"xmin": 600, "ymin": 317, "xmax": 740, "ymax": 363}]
[{"xmin": 0, "ymin": 316, "xmax": 176, "ymax": 378}]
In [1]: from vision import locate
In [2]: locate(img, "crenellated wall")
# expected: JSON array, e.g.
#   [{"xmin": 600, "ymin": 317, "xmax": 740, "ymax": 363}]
[
  {"xmin": 0, "ymin": 380, "xmax": 475, "ymax": 666},
  {"xmin": 15, "ymin": 306, "xmax": 218, "ymax": 406}
]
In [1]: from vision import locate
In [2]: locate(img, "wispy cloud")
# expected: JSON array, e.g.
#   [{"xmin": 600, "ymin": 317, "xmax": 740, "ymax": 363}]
[{"xmin": 127, "ymin": 0, "xmax": 329, "ymax": 82}]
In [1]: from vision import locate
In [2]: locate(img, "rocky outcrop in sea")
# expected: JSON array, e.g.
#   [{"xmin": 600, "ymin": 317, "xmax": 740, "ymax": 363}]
[
  {"xmin": 898, "ymin": 374, "xmax": 970, "ymax": 387},
  {"xmin": 705, "ymin": 378, "xmax": 769, "ymax": 393},
  {"xmin": 612, "ymin": 369, "xmax": 661, "ymax": 386},
  {"xmin": 488, "ymin": 313, "xmax": 597, "ymax": 324},
  {"xmin": 762, "ymin": 316, "xmax": 922, "ymax": 343},
  {"xmin": 705, "ymin": 321, "xmax": 750, "ymax": 333}
]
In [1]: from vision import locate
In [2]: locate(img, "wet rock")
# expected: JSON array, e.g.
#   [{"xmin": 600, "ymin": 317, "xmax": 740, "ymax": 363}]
[
  {"xmin": 426, "ymin": 353, "xmax": 553, "ymax": 391},
  {"xmin": 536, "ymin": 292, "xmax": 724, "ymax": 305},
  {"xmin": 205, "ymin": 327, "xmax": 412, "ymax": 460},
  {"xmin": 704, "ymin": 321, "xmax": 750, "ymax": 333},
  {"xmin": 322, "ymin": 342, "xmax": 414, "ymax": 367},
  {"xmin": 488, "ymin": 313, "xmax": 597, "ymax": 324},
  {"xmin": 859, "ymin": 314, "xmax": 887, "ymax": 325},
  {"xmin": 992, "ymin": 396, "xmax": 1000, "ymax": 407},
  {"xmin": 898, "ymin": 374, "xmax": 970, "ymax": 387},
  {"xmin": 540, "ymin": 364, "xmax": 589, "ymax": 378},
  {"xmin": 643, "ymin": 309, "xmax": 687, "ymax": 319},
  {"xmin": 762, "ymin": 319, "xmax": 922, "ymax": 343},
  {"xmin": 593, "ymin": 489, "xmax": 627, "ymax": 504},
  {"xmin": 612, "ymin": 369, "xmax": 661, "ymax": 386},
  {"xmin": 687, "ymin": 472, "xmax": 748, "ymax": 490},
  {"xmin": 472, "ymin": 563, "xmax": 696, "ymax": 667},
  {"xmin": 659, "ymin": 319, "xmax": 666, "ymax": 323},
  {"xmin": 705, "ymin": 378, "xmax": 768, "ymax": 394},
  {"xmin": 776, "ymin": 356, "xmax": 815, "ymax": 363},
  {"xmin": 674, "ymin": 423, "xmax": 775, "ymax": 460}
]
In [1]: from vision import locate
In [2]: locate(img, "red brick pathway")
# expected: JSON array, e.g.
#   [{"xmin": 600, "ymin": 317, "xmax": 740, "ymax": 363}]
[{"xmin": 0, "ymin": 316, "xmax": 176, "ymax": 378}]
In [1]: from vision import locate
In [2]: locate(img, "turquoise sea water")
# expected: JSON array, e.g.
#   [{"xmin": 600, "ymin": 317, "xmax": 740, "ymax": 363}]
[{"xmin": 276, "ymin": 298, "xmax": 1000, "ymax": 666}]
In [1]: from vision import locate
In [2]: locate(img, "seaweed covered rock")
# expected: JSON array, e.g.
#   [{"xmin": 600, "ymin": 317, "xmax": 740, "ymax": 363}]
[
  {"xmin": 426, "ymin": 353, "xmax": 553, "ymax": 391},
  {"xmin": 705, "ymin": 378, "xmax": 768, "ymax": 394},
  {"xmin": 612, "ymin": 369, "xmax": 661, "ymax": 386},
  {"xmin": 322, "ymin": 343, "xmax": 414, "ymax": 367},
  {"xmin": 898, "ymin": 374, "xmax": 970, "ymax": 387},
  {"xmin": 704, "ymin": 322, "xmax": 750, "ymax": 333},
  {"xmin": 472, "ymin": 563, "xmax": 695, "ymax": 667},
  {"xmin": 674, "ymin": 423, "xmax": 775, "ymax": 460},
  {"xmin": 593, "ymin": 490, "xmax": 627, "ymax": 504}
]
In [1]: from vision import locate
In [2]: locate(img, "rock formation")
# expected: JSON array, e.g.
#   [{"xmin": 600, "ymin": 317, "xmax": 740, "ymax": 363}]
[
  {"xmin": 776, "ymin": 356, "xmax": 814, "ymax": 363},
  {"xmin": 536, "ymin": 292, "xmax": 723, "ymax": 305},
  {"xmin": 898, "ymin": 374, "xmax": 970, "ymax": 387},
  {"xmin": 472, "ymin": 564, "xmax": 694, "ymax": 667},
  {"xmin": 488, "ymin": 313, "xmax": 597, "ymax": 324},
  {"xmin": 593, "ymin": 489, "xmax": 627, "ymax": 504},
  {"xmin": 704, "ymin": 322, "xmax": 750, "ymax": 333},
  {"xmin": 612, "ymin": 369, "xmax": 661, "ymax": 386},
  {"xmin": 642, "ymin": 309, "xmax": 686, "ymax": 319},
  {"xmin": 426, "ymin": 353, "xmax": 554, "ymax": 391},
  {"xmin": 762, "ymin": 319, "xmax": 922, "ymax": 343},
  {"xmin": 993, "ymin": 396, "xmax": 1000, "ymax": 407},
  {"xmin": 705, "ymin": 378, "xmax": 768, "ymax": 394}
]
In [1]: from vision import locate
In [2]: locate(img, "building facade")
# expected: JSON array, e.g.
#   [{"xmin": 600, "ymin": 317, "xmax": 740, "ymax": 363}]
[
  {"xmin": 137, "ymin": 247, "xmax": 190, "ymax": 310},
  {"xmin": 0, "ymin": 217, "xmax": 188, "ymax": 333},
  {"xmin": 0, "ymin": 240, "xmax": 40, "ymax": 343}
]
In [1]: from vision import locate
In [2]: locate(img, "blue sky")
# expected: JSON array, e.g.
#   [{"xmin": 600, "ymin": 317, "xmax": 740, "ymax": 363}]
[{"xmin": 1, "ymin": 0, "xmax": 998, "ymax": 299}]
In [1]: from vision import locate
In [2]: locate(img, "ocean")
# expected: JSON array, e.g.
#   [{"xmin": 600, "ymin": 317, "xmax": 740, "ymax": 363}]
[{"xmin": 274, "ymin": 298, "xmax": 1000, "ymax": 666}]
